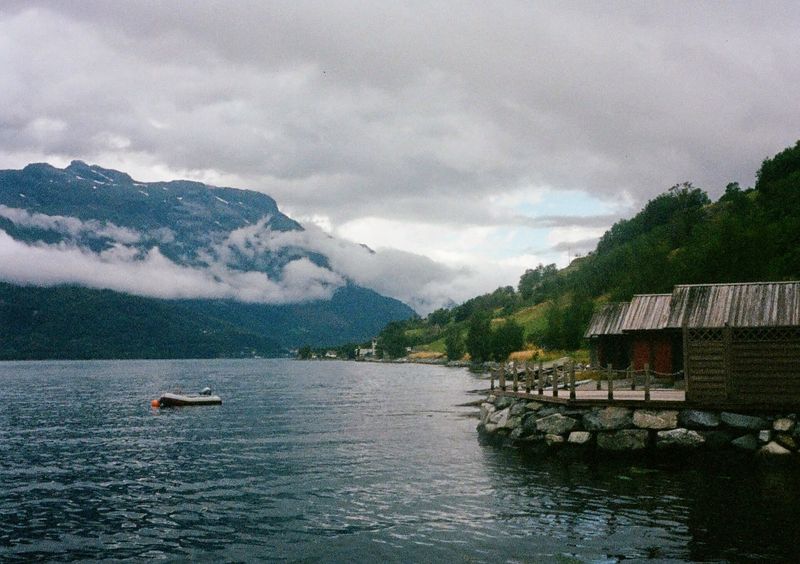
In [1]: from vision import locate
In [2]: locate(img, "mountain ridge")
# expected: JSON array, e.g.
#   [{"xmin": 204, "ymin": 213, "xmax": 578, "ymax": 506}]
[{"xmin": 0, "ymin": 161, "xmax": 415, "ymax": 358}]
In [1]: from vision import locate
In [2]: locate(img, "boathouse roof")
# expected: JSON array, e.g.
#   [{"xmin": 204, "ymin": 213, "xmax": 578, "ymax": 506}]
[
  {"xmin": 584, "ymin": 302, "xmax": 631, "ymax": 338},
  {"xmin": 666, "ymin": 281, "xmax": 800, "ymax": 329},
  {"xmin": 621, "ymin": 294, "xmax": 672, "ymax": 332}
]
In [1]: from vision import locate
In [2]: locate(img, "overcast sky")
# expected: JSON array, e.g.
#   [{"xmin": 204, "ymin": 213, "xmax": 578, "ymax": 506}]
[{"xmin": 2, "ymin": 1, "xmax": 799, "ymax": 311}]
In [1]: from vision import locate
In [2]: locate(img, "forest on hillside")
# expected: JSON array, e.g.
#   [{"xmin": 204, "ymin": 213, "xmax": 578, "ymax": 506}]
[{"xmin": 373, "ymin": 140, "xmax": 800, "ymax": 362}]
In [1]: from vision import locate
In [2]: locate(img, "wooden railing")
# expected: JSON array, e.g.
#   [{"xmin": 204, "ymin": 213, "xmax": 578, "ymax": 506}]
[{"xmin": 490, "ymin": 361, "xmax": 685, "ymax": 403}]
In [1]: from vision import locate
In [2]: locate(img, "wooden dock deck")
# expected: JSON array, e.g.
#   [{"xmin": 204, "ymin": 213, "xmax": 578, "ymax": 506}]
[{"xmin": 492, "ymin": 387, "xmax": 686, "ymax": 409}]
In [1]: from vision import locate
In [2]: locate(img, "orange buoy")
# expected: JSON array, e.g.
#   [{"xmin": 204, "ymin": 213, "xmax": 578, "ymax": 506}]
[{"xmin": 150, "ymin": 398, "xmax": 161, "ymax": 408}]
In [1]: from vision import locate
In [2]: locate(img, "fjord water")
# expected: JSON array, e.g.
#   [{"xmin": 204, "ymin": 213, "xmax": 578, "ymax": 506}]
[{"xmin": 2, "ymin": 360, "xmax": 799, "ymax": 562}]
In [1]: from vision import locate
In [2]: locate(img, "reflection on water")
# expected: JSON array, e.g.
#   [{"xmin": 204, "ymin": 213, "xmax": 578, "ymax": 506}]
[{"xmin": 0, "ymin": 359, "xmax": 798, "ymax": 562}]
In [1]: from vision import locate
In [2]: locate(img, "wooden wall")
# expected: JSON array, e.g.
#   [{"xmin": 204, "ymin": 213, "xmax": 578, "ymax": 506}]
[{"xmin": 686, "ymin": 327, "xmax": 800, "ymax": 407}]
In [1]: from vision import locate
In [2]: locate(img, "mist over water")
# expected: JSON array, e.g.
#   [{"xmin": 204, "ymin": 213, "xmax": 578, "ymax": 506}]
[{"xmin": 1, "ymin": 359, "xmax": 799, "ymax": 562}]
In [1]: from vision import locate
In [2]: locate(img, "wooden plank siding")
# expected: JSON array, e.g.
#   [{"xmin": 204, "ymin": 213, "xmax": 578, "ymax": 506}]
[
  {"xmin": 685, "ymin": 330, "xmax": 726, "ymax": 404},
  {"xmin": 686, "ymin": 326, "xmax": 800, "ymax": 407}
]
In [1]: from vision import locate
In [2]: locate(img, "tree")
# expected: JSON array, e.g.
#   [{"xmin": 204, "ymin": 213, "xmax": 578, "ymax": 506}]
[
  {"xmin": 444, "ymin": 325, "xmax": 465, "ymax": 361},
  {"xmin": 297, "ymin": 345, "xmax": 312, "ymax": 359},
  {"xmin": 377, "ymin": 321, "xmax": 408, "ymax": 359},
  {"xmin": 427, "ymin": 307, "xmax": 451, "ymax": 326},
  {"xmin": 465, "ymin": 312, "xmax": 492, "ymax": 363},
  {"xmin": 490, "ymin": 318, "xmax": 525, "ymax": 361},
  {"xmin": 518, "ymin": 263, "xmax": 558, "ymax": 302}
]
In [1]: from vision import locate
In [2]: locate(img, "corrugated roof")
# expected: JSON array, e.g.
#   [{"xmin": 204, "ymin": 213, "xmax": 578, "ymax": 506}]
[
  {"xmin": 621, "ymin": 294, "xmax": 672, "ymax": 332},
  {"xmin": 667, "ymin": 281, "xmax": 800, "ymax": 328},
  {"xmin": 584, "ymin": 302, "xmax": 630, "ymax": 338}
]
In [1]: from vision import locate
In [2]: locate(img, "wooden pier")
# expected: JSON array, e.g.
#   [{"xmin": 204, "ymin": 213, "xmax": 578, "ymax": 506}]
[{"xmin": 489, "ymin": 360, "xmax": 686, "ymax": 408}]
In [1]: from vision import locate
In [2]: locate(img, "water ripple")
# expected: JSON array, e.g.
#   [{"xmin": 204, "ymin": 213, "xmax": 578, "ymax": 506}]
[{"xmin": 2, "ymin": 359, "xmax": 800, "ymax": 562}]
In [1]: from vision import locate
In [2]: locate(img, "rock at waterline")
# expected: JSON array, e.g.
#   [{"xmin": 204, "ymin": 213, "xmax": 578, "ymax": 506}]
[
  {"xmin": 731, "ymin": 434, "xmax": 759, "ymax": 451},
  {"xmin": 479, "ymin": 402, "xmax": 496, "ymax": 424},
  {"xmin": 567, "ymin": 431, "xmax": 592, "ymax": 445},
  {"xmin": 583, "ymin": 407, "xmax": 633, "ymax": 431},
  {"xmin": 759, "ymin": 441, "xmax": 791, "ymax": 456},
  {"xmin": 678, "ymin": 410, "xmax": 720, "ymax": 430},
  {"xmin": 489, "ymin": 407, "xmax": 510, "ymax": 428},
  {"xmin": 536, "ymin": 413, "xmax": 579, "ymax": 435},
  {"xmin": 596, "ymin": 429, "xmax": 649, "ymax": 451},
  {"xmin": 720, "ymin": 412, "xmax": 768, "ymax": 431},
  {"xmin": 773, "ymin": 417, "xmax": 796, "ymax": 433},
  {"xmin": 633, "ymin": 410, "xmax": 678, "ymax": 430},
  {"xmin": 656, "ymin": 428, "xmax": 705, "ymax": 448}
]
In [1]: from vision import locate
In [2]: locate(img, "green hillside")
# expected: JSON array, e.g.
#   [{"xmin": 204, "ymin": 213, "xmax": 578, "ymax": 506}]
[
  {"xmin": 0, "ymin": 283, "xmax": 282, "ymax": 360},
  {"xmin": 376, "ymin": 140, "xmax": 800, "ymax": 362}
]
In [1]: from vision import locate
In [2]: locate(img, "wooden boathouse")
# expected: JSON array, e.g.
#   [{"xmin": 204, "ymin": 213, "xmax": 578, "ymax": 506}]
[
  {"xmin": 583, "ymin": 281, "xmax": 800, "ymax": 409},
  {"xmin": 668, "ymin": 281, "xmax": 800, "ymax": 408},
  {"xmin": 584, "ymin": 302, "xmax": 630, "ymax": 370},
  {"xmin": 621, "ymin": 293, "xmax": 680, "ymax": 376}
]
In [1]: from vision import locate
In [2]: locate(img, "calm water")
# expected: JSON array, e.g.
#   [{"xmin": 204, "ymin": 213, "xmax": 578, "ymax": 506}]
[{"xmin": 1, "ymin": 360, "xmax": 799, "ymax": 562}]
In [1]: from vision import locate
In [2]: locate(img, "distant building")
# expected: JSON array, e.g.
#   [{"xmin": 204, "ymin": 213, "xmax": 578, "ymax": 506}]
[{"xmin": 356, "ymin": 338, "xmax": 378, "ymax": 358}]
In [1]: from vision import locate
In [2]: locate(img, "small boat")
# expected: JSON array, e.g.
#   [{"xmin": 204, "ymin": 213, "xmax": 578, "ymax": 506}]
[{"xmin": 152, "ymin": 387, "xmax": 222, "ymax": 407}]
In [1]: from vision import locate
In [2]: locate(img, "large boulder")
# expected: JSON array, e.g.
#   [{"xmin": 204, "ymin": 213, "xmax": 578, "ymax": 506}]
[
  {"xmin": 678, "ymin": 410, "xmax": 720, "ymax": 429},
  {"xmin": 505, "ymin": 416, "xmax": 522, "ymax": 430},
  {"xmin": 583, "ymin": 407, "xmax": 633, "ymax": 431},
  {"xmin": 773, "ymin": 417, "xmax": 796, "ymax": 433},
  {"xmin": 596, "ymin": 429, "xmax": 649, "ymax": 451},
  {"xmin": 656, "ymin": 428, "xmax": 705, "ymax": 448},
  {"xmin": 731, "ymin": 434, "xmax": 759, "ymax": 451},
  {"xmin": 525, "ymin": 401, "xmax": 544, "ymax": 412},
  {"xmin": 535, "ymin": 406, "xmax": 564, "ymax": 418},
  {"xmin": 480, "ymin": 402, "xmax": 496, "ymax": 424},
  {"xmin": 489, "ymin": 407, "xmax": 510, "ymax": 428},
  {"xmin": 567, "ymin": 431, "xmax": 593, "ymax": 445},
  {"xmin": 720, "ymin": 412, "xmax": 768, "ymax": 431},
  {"xmin": 545, "ymin": 434, "xmax": 565, "ymax": 446},
  {"xmin": 759, "ymin": 441, "xmax": 791, "ymax": 456},
  {"xmin": 536, "ymin": 413, "xmax": 579, "ymax": 435},
  {"xmin": 633, "ymin": 410, "xmax": 678, "ymax": 430},
  {"xmin": 510, "ymin": 402, "xmax": 527, "ymax": 416}
]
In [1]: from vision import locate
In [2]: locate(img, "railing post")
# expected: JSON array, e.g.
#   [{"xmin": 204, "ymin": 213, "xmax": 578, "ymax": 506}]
[
  {"xmin": 607, "ymin": 363, "xmax": 613, "ymax": 401},
  {"xmin": 569, "ymin": 360, "xmax": 576, "ymax": 400},
  {"xmin": 490, "ymin": 369, "xmax": 495, "ymax": 391},
  {"xmin": 499, "ymin": 366, "xmax": 506, "ymax": 392},
  {"xmin": 629, "ymin": 364, "xmax": 635, "ymax": 390},
  {"xmin": 537, "ymin": 359, "xmax": 544, "ymax": 395},
  {"xmin": 596, "ymin": 366, "xmax": 602, "ymax": 390},
  {"xmin": 525, "ymin": 362, "xmax": 532, "ymax": 394},
  {"xmin": 512, "ymin": 361, "xmax": 518, "ymax": 392},
  {"xmin": 644, "ymin": 363, "xmax": 651, "ymax": 402},
  {"xmin": 553, "ymin": 362, "xmax": 559, "ymax": 398}
]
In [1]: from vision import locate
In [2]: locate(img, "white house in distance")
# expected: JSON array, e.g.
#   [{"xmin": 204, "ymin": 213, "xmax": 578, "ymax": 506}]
[{"xmin": 356, "ymin": 338, "xmax": 378, "ymax": 358}]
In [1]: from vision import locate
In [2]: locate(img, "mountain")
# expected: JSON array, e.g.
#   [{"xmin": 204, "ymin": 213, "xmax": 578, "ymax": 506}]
[{"xmin": 0, "ymin": 161, "xmax": 414, "ymax": 358}]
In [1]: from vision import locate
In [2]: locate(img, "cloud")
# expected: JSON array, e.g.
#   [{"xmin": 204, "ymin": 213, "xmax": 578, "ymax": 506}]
[
  {"xmin": 0, "ymin": 229, "xmax": 344, "ymax": 304},
  {"xmin": 0, "ymin": 205, "xmax": 143, "ymax": 244},
  {"xmin": 213, "ymin": 219, "xmax": 492, "ymax": 313},
  {"xmin": 2, "ymin": 2, "xmax": 799, "ymax": 306}
]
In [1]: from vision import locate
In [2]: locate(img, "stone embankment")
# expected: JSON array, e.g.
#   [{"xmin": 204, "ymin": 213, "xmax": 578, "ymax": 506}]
[{"xmin": 477, "ymin": 394, "xmax": 799, "ymax": 456}]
